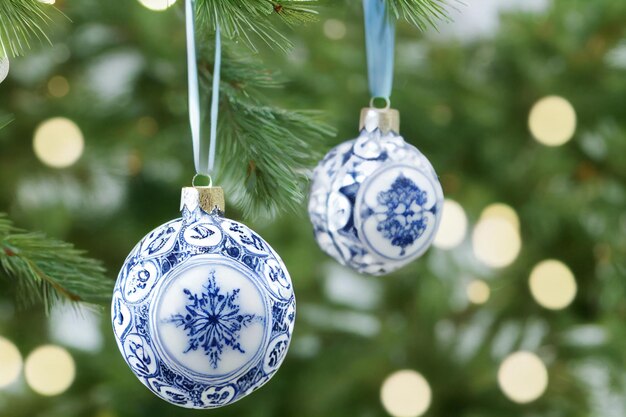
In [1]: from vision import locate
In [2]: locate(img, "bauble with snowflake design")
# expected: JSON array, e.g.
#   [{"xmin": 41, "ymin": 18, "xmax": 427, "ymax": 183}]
[
  {"xmin": 308, "ymin": 107, "xmax": 444, "ymax": 275},
  {"xmin": 112, "ymin": 187, "xmax": 295, "ymax": 408}
]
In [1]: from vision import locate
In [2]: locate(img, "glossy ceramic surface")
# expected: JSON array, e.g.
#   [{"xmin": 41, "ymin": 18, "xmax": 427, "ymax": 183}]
[
  {"xmin": 112, "ymin": 204, "xmax": 295, "ymax": 408},
  {"xmin": 308, "ymin": 128, "xmax": 444, "ymax": 275}
]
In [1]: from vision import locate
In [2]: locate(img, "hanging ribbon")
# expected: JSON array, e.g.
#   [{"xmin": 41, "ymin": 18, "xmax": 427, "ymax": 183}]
[
  {"xmin": 363, "ymin": 0, "xmax": 395, "ymax": 103},
  {"xmin": 185, "ymin": 0, "xmax": 221, "ymax": 180}
]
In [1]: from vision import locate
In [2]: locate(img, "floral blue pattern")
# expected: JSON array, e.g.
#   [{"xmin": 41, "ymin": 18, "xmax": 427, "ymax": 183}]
[
  {"xmin": 308, "ymin": 128, "xmax": 444, "ymax": 275},
  {"xmin": 165, "ymin": 271, "xmax": 258, "ymax": 369},
  {"xmin": 376, "ymin": 175, "xmax": 428, "ymax": 255}
]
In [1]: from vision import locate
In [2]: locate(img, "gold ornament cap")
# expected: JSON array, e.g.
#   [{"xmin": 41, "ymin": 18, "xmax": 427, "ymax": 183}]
[
  {"xmin": 180, "ymin": 186, "xmax": 225, "ymax": 214},
  {"xmin": 359, "ymin": 107, "xmax": 400, "ymax": 134}
]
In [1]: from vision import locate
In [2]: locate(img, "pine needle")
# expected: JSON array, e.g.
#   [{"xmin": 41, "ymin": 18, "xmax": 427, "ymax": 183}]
[
  {"xmin": 195, "ymin": 0, "xmax": 319, "ymax": 52},
  {"xmin": 199, "ymin": 48, "xmax": 335, "ymax": 220},
  {"xmin": 0, "ymin": 214, "xmax": 113, "ymax": 312},
  {"xmin": 386, "ymin": 0, "xmax": 451, "ymax": 30},
  {"xmin": 0, "ymin": 114, "xmax": 13, "ymax": 130},
  {"xmin": 0, "ymin": 0, "xmax": 57, "ymax": 57}
]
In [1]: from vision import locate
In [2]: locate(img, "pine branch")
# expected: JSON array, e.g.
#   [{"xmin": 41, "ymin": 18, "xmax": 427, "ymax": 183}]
[
  {"xmin": 189, "ymin": 1, "xmax": 448, "ymax": 219},
  {"xmin": 385, "ymin": 0, "xmax": 451, "ymax": 30},
  {"xmin": 195, "ymin": 0, "xmax": 319, "ymax": 51},
  {"xmin": 0, "ymin": 214, "xmax": 112, "ymax": 311},
  {"xmin": 200, "ymin": 48, "xmax": 335, "ymax": 220},
  {"xmin": 0, "ymin": 0, "xmax": 56, "ymax": 57}
]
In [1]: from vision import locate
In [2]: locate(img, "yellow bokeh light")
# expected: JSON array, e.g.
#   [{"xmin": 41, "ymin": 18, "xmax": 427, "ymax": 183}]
[
  {"xmin": 528, "ymin": 95, "xmax": 576, "ymax": 146},
  {"xmin": 466, "ymin": 280, "xmax": 490, "ymax": 305},
  {"xmin": 25, "ymin": 345, "xmax": 76, "ymax": 396},
  {"xmin": 33, "ymin": 117, "xmax": 84, "ymax": 168},
  {"xmin": 138, "ymin": 0, "xmax": 176, "ymax": 11},
  {"xmin": 433, "ymin": 199, "xmax": 468, "ymax": 250},
  {"xmin": 498, "ymin": 351, "xmax": 548, "ymax": 403},
  {"xmin": 323, "ymin": 19, "xmax": 347, "ymax": 40},
  {"xmin": 137, "ymin": 116, "xmax": 158, "ymax": 137},
  {"xmin": 472, "ymin": 218, "xmax": 521, "ymax": 268},
  {"xmin": 0, "ymin": 336, "xmax": 22, "ymax": 389},
  {"xmin": 381, "ymin": 370, "xmax": 432, "ymax": 417},
  {"xmin": 529, "ymin": 260, "xmax": 577, "ymax": 310},
  {"xmin": 48, "ymin": 76, "xmax": 70, "ymax": 98},
  {"xmin": 480, "ymin": 203, "xmax": 520, "ymax": 231}
]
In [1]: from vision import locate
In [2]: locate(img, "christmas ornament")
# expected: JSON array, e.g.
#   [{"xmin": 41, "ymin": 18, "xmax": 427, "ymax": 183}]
[
  {"xmin": 309, "ymin": 108, "xmax": 443, "ymax": 275},
  {"xmin": 0, "ymin": 56, "xmax": 9, "ymax": 84},
  {"xmin": 308, "ymin": 0, "xmax": 444, "ymax": 275},
  {"xmin": 112, "ymin": 1, "xmax": 294, "ymax": 408},
  {"xmin": 112, "ymin": 187, "xmax": 295, "ymax": 408}
]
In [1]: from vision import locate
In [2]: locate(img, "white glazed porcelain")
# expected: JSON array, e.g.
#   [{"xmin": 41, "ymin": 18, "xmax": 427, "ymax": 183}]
[
  {"xmin": 308, "ymin": 128, "xmax": 444, "ymax": 275},
  {"xmin": 112, "ymin": 201, "xmax": 295, "ymax": 408},
  {"xmin": 0, "ymin": 57, "xmax": 8, "ymax": 84}
]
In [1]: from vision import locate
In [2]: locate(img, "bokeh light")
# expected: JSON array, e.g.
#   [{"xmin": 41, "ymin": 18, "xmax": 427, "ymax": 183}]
[
  {"xmin": 25, "ymin": 345, "xmax": 76, "ymax": 396},
  {"xmin": 33, "ymin": 117, "xmax": 84, "ymax": 168},
  {"xmin": 138, "ymin": 0, "xmax": 176, "ymax": 11},
  {"xmin": 430, "ymin": 104, "xmax": 453, "ymax": 126},
  {"xmin": 137, "ymin": 116, "xmax": 158, "ymax": 137},
  {"xmin": 48, "ymin": 75, "xmax": 70, "ymax": 97},
  {"xmin": 466, "ymin": 280, "xmax": 490, "ymax": 304},
  {"xmin": 528, "ymin": 96, "xmax": 577, "ymax": 146},
  {"xmin": 0, "ymin": 336, "xmax": 22, "ymax": 389},
  {"xmin": 50, "ymin": 305, "xmax": 104, "ymax": 352},
  {"xmin": 433, "ymin": 199, "xmax": 468, "ymax": 249},
  {"xmin": 323, "ymin": 19, "xmax": 347, "ymax": 40},
  {"xmin": 529, "ymin": 260, "xmax": 577, "ymax": 310},
  {"xmin": 472, "ymin": 218, "xmax": 521, "ymax": 268},
  {"xmin": 480, "ymin": 203, "xmax": 520, "ymax": 231},
  {"xmin": 380, "ymin": 370, "xmax": 432, "ymax": 417},
  {"xmin": 498, "ymin": 351, "xmax": 548, "ymax": 403}
]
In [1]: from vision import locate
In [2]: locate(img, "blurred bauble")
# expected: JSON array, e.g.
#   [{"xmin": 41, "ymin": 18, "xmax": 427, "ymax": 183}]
[
  {"xmin": 112, "ymin": 187, "xmax": 295, "ymax": 408},
  {"xmin": 308, "ymin": 107, "xmax": 444, "ymax": 275},
  {"xmin": 0, "ymin": 57, "xmax": 9, "ymax": 84}
]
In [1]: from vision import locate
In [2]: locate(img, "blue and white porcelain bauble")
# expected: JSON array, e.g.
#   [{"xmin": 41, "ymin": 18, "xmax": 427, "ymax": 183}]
[
  {"xmin": 112, "ymin": 187, "xmax": 295, "ymax": 409},
  {"xmin": 308, "ymin": 114, "xmax": 444, "ymax": 276}
]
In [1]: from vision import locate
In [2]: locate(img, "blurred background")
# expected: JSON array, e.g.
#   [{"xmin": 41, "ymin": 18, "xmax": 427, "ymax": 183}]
[{"xmin": 1, "ymin": 0, "xmax": 625, "ymax": 416}]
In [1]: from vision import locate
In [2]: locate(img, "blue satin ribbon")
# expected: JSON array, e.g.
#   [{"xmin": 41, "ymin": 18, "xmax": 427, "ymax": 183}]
[
  {"xmin": 363, "ymin": 0, "xmax": 395, "ymax": 101},
  {"xmin": 186, "ymin": 0, "xmax": 221, "ymax": 179}
]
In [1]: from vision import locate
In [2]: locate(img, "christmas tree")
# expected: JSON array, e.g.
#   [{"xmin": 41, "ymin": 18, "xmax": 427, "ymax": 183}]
[{"xmin": 1, "ymin": 0, "xmax": 625, "ymax": 416}]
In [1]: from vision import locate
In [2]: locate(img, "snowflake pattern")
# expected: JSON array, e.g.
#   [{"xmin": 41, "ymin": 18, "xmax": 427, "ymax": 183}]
[
  {"xmin": 376, "ymin": 174, "xmax": 429, "ymax": 255},
  {"xmin": 165, "ymin": 271, "xmax": 257, "ymax": 369}
]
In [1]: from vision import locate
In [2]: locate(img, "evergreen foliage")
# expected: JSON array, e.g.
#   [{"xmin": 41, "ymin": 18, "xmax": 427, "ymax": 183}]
[
  {"xmin": 387, "ymin": 0, "xmax": 449, "ymax": 29},
  {"xmin": 0, "ymin": 0, "xmax": 56, "ymax": 57},
  {"xmin": 195, "ymin": 0, "xmax": 319, "ymax": 51},
  {"xmin": 0, "ymin": 214, "xmax": 112, "ymax": 311},
  {"xmin": 208, "ymin": 49, "xmax": 334, "ymax": 219}
]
